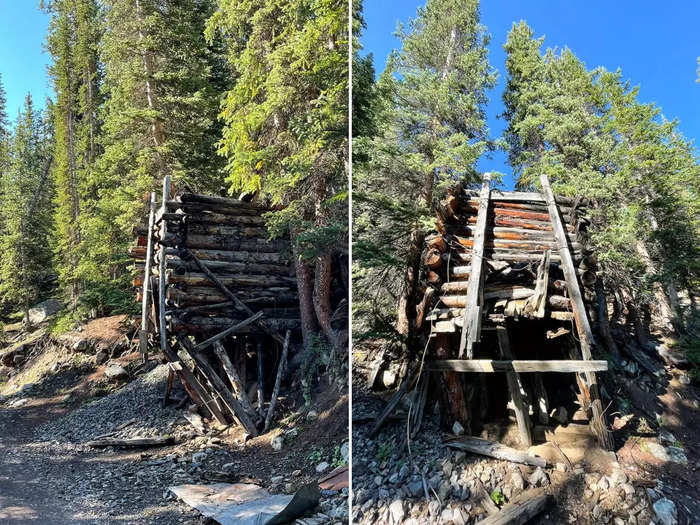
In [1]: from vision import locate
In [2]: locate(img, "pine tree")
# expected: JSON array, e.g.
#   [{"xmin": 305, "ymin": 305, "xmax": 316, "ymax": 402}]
[
  {"xmin": 44, "ymin": 0, "xmax": 103, "ymax": 303},
  {"xmin": 0, "ymin": 95, "xmax": 55, "ymax": 320},
  {"xmin": 0, "ymin": 74, "xmax": 9, "ymax": 173},
  {"xmin": 206, "ymin": 0, "xmax": 349, "ymax": 360},
  {"xmin": 352, "ymin": 0, "xmax": 496, "ymax": 345},
  {"xmin": 76, "ymin": 0, "xmax": 226, "ymax": 310}
]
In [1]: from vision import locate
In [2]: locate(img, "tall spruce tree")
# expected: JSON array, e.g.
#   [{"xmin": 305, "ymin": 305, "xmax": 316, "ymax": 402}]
[
  {"xmin": 76, "ymin": 0, "xmax": 226, "ymax": 311},
  {"xmin": 44, "ymin": 0, "xmax": 103, "ymax": 303},
  {"xmin": 0, "ymin": 74, "xmax": 9, "ymax": 173},
  {"xmin": 0, "ymin": 95, "xmax": 55, "ymax": 319},
  {"xmin": 502, "ymin": 21, "xmax": 699, "ymax": 342},
  {"xmin": 206, "ymin": 0, "xmax": 349, "ymax": 361},
  {"xmin": 353, "ymin": 0, "xmax": 496, "ymax": 346}
]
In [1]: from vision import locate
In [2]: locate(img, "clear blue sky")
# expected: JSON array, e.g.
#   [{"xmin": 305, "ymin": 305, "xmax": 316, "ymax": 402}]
[
  {"xmin": 0, "ymin": 2, "xmax": 51, "ymax": 121},
  {"xmin": 360, "ymin": 1, "xmax": 700, "ymax": 190}
]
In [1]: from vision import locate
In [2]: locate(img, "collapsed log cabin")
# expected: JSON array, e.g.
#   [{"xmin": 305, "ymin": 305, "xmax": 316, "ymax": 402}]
[
  {"xmin": 129, "ymin": 177, "xmax": 300, "ymax": 436},
  {"xmin": 378, "ymin": 173, "xmax": 614, "ymax": 451}
]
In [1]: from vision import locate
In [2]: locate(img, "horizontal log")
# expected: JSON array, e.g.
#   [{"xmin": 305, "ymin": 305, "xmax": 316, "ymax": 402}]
[
  {"xmin": 452, "ymin": 225, "xmax": 579, "ymax": 242},
  {"xmin": 446, "ymin": 436, "xmax": 548, "ymax": 467},
  {"xmin": 178, "ymin": 192, "xmax": 261, "ymax": 210},
  {"xmin": 426, "ymin": 359, "xmax": 608, "ymax": 373},
  {"xmin": 166, "ymin": 286, "xmax": 298, "ymax": 306},
  {"xmin": 441, "ymin": 287, "xmax": 534, "ymax": 306},
  {"xmin": 429, "ymin": 310, "xmax": 569, "ymax": 332},
  {"xmin": 86, "ymin": 436, "xmax": 175, "ymax": 448},
  {"xmin": 465, "ymin": 214, "xmax": 575, "ymax": 233},
  {"xmin": 164, "ymin": 234, "xmax": 287, "ymax": 252},
  {"xmin": 170, "ymin": 316, "xmax": 300, "ymax": 334},
  {"xmin": 460, "ymin": 204, "xmax": 556, "ymax": 223},
  {"xmin": 166, "ymin": 200, "xmax": 261, "ymax": 216},
  {"xmin": 169, "ymin": 212, "xmax": 266, "ymax": 226},
  {"xmin": 167, "ymin": 271, "xmax": 297, "ymax": 288},
  {"xmin": 165, "ymin": 258, "xmax": 292, "ymax": 276},
  {"xmin": 452, "ymin": 237, "xmax": 582, "ymax": 253},
  {"xmin": 162, "ymin": 247, "xmax": 286, "ymax": 264},
  {"xmin": 178, "ymin": 305, "xmax": 300, "ymax": 319},
  {"xmin": 466, "ymin": 189, "xmax": 578, "ymax": 206},
  {"xmin": 166, "ymin": 223, "xmax": 268, "ymax": 238},
  {"xmin": 450, "ymin": 250, "xmax": 582, "ymax": 264}
]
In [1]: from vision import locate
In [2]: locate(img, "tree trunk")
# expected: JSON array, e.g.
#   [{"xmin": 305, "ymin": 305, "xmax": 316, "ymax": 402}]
[
  {"xmin": 313, "ymin": 251, "xmax": 341, "ymax": 362},
  {"xmin": 293, "ymin": 243, "xmax": 317, "ymax": 353},
  {"xmin": 595, "ymin": 279, "xmax": 620, "ymax": 359}
]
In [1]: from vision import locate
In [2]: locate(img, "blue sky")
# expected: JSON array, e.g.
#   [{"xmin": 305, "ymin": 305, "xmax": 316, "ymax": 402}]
[
  {"xmin": 360, "ymin": 1, "xmax": 700, "ymax": 190},
  {"xmin": 0, "ymin": 2, "xmax": 51, "ymax": 121}
]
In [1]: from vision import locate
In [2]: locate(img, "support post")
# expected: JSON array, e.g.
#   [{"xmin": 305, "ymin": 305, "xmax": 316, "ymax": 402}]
[
  {"xmin": 496, "ymin": 326, "xmax": 532, "ymax": 447},
  {"xmin": 256, "ymin": 341, "xmax": 264, "ymax": 418},
  {"xmin": 159, "ymin": 176, "xmax": 171, "ymax": 353},
  {"xmin": 459, "ymin": 173, "xmax": 491, "ymax": 358},
  {"xmin": 139, "ymin": 192, "xmax": 157, "ymax": 362},
  {"xmin": 540, "ymin": 174, "xmax": 613, "ymax": 450}
]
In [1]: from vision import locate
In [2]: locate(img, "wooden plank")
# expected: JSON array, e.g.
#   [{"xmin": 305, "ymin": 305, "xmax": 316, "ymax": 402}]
[
  {"xmin": 256, "ymin": 341, "xmax": 264, "ymax": 418},
  {"xmin": 264, "ymin": 330, "xmax": 291, "ymax": 432},
  {"xmin": 139, "ymin": 192, "xmax": 157, "ymax": 361},
  {"xmin": 467, "ymin": 189, "xmax": 575, "ymax": 205},
  {"xmin": 86, "ymin": 436, "xmax": 175, "ymax": 448},
  {"xmin": 476, "ymin": 494, "xmax": 553, "ymax": 525},
  {"xmin": 425, "ymin": 360, "xmax": 608, "ymax": 373},
  {"xmin": 540, "ymin": 174, "xmax": 613, "ymax": 450},
  {"xmin": 446, "ymin": 436, "xmax": 548, "ymax": 467},
  {"xmin": 213, "ymin": 341, "xmax": 257, "ymax": 421},
  {"xmin": 159, "ymin": 176, "xmax": 171, "ymax": 353},
  {"xmin": 192, "ymin": 311, "xmax": 264, "ymax": 351},
  {"xmin": 370, "ymin": 373, "xmax": 419, "ymax": 436},
  {"xmin": 459, "ymin": 173, "xmax": 491, "ymax": 358},
  {"xmin": 497, "ymin": 327, "xmax": 532, "ymax": 447}
]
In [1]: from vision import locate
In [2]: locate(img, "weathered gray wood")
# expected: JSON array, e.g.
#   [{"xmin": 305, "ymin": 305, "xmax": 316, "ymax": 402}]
[
  {"xmin": 370, "ymin": 373, "xmax": 419, "ymax": 436},
  {"xmin": 446, "ymin": 436, "xmax": 548, "ymax": 467},
  {"xmin": 524, "ymin": 250, "xmax": 550, "ymax": 318},
  {"xmin": 475, "ymin": 478, "xmax": 500, "ymax": 515},
  {"xmin": 139, "ymin": 192, "xmax": 157, "ymax": 361},
  {"xmin": 426, "ymin": 359, "xmax": 608, "ymax": 373},
  {"xmin": 159, "ymin": 176, "xmax": 171, "ymax": 353},
  {"xmin": 256, "ymin": 341, "xmax": 264, "ymax": 418},
  {"xmin": 476, "ymin": 494, "xmax": 553, "ymax": 525},
  {"xmin": 409, "ymin": 372, "xmax": 429, "ymax": 438},
  {"xmin": 177, "ymin": 335, "xmax": 259, "ymax": 436},
  {"xmin": 264, "ymin": 330, "xmax": 291, "ymax": 432},
  {"xmin": 468, "ymin": 188, "xmax": 576, "ymax": 205},
  {"xmin": 497, "ymin": 327, "xmax": 532, "ymax": 447},
  {"xmin": 540, "ymin": 174, "xmax": 613, "ymax": 450},
  {"xmin": 533, "ymin": 373, "xmax": 550, "ymax": 424},
  {"xmin": 192, "ymin": 311, "xmax": 264, "ymax": 351},
  {"xmin": 459, "ymin": 173, "xmax": 491, "ymax": 358},
  {"xmin": 213, "ymin": 341, "xmax": 257, "ymax": 421},
  {"xmin": 87, "ymin": 436, "xmax": 175, "ymax": 448}
]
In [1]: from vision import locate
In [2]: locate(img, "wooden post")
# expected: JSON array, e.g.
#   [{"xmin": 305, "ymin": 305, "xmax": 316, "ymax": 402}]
[
  {"xmin": 540, "ymin": 174, "xmax": 613, "ymax": 450},
  {"xmin": 496, "ymin": 327, "xmax": 532, "ymax": 447},
  {"xmin": 213, "ymin": 341, "xmax": 257, "ymax": 421},
  {"xmin": 256, "ymin": 341, "xmax": 264, "ymax": 418},
  {"xmin": 264, "ymin": 330, "xmax": 291, "ymax": 432},
  {"xmin": 159, "ymin": 176, "xmax": 171, "ymax": 353},
  {"xmin": 533, "ymin": 373, "xmax": 549, "ymax": 424},
  {"xmin": 139, "ymin": 192, "xmax": 157, "ymax": 362},
  {"xmin": 459, "ymin": 173, "xmax": 491, "ymax": 358},
  {"xmin": 436, "ymin": 333, "xmax": 471, "ymax": 433}
]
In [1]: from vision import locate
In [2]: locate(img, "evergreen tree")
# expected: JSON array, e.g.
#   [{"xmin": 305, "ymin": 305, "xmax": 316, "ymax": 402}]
[
  {"xmin": 502, "ymin": 21, "xmax": 699, "ymax": 341},
  {"xmin": 206, "ymin": 0, "xmax": 349, "ymax": 361},
  {"xmin": 0, "ymin": 74, "xmax": 9, "ymax": 173},
  {"xmin": 77, "ymin": 0, "xmax": 226, "ymax": 311},
  {"xmin": 43, "ymin": 0, "xmax": 103, "ymax": 303},
  {"xmin": 352, "ymin": 0, "xmax": 496, "ymax": 346},
  {"xmin": 0, "ymin": 95, "xmax": 55, "ymax": 319}
]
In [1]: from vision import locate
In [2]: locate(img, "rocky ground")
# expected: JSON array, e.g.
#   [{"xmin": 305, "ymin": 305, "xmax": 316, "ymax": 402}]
[
  {"xmin": 0, "ymin": 317, "xmax": 348, "ymax": 524},
  {"xmin": 351, "ymin": 353, "xmax": 700, "ymax": 525}
]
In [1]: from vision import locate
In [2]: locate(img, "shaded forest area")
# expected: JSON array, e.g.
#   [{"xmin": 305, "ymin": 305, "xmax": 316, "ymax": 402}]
[
  {"xmin": 352, "ymin": 0, "xmax": 699, "ymax": 373},
  {"xmin": 0, "ymin": 0, "xmax": 348, "ymax": 371}
]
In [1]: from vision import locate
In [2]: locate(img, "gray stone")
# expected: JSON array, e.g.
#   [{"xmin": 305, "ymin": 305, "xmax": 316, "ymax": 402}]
[
  {"xmin": 315, "ymin": 461, "xmax": 329, "ymax": 473},
  {"xmin": 95, "ymin": 351, "xmax": 109, "ymax": 365},
  {"xmin": 621, "ymin": 483, "xmax": 635, "ymax": 496},
  {"xmin": 341, "ymin": 441, "xmax": 349, "ymax": 463},
  {"xmin": 666, "ymin": 446, "xmax": 688, "ymax": 465},
  {"xmin": 609, "ymin": 468, "xmax": 628, "ymax": 486},
  {"xmin": 191, "ymin": 452, "xmax": 206, "ymax": 463},
  {"xmin": 440, "ymin": 508, "xmax": 454, "ymax": 522},
  {"xmin": 306, "ymin": 410, "xmax": 318, "ymax": 422},
  {"xmin": 407, "ymin": 480, "xmax": 423, "ymax": 498},
  {"xmin": 658, "ymin": 430, "xmax": 676, "ymax": 444},
  {"xmin": 528, "ymin": 467, "xmax": 549, "ymax": 487},
  {"xmin": 105, "ymin": 364, "xmax": 128, "ymax": 380},
  {"xmin": 270, "ymin": 475, "xmax": 283, "ymax": 483},
  {"xmin": 271, "ymin": 436, "xmax": 284, "ymax": 451},
  {"xmin": 652, "ymin": 498, "xmax": 678, "ymax": 525},
  {"xmin": 438, "ymin": 480, "xmax": 452, "ymax": 500},
  {"xmin": 428, "ymin": 500, "xmax": 440, "ymax": 518},
  {"xmin": 597, "ymin": 476, "xmax": 609, "ymax": 491},
  {"xmin": 453, "ymin": 508, "xmax": 469, "ymax": 525},
  {"xmin": 27, "ymin": 299, "xmax": 61, "ymax": 325},
  {"xmin": 510, "ymin": 470, "xmax": 525, "ymax": 490},
  {"xmin": 453, "ymin": 421, "xmax": 465, "ymax": 436},
  {"xmin": 389, "ymin": 499, "xmax": 405, "ymax": 524}
]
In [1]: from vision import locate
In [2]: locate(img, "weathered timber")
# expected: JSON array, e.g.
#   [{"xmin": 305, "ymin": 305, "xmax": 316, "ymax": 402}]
[
  {"xmin": 523, "ymin": 250, "xmax": 550, "ymax": 318},
  {"xmin": 451, "ymin": 224, "xmax": 578, "ymax": 240},
  {"xmin": 256, "ymin": 341, "xmax": 264, "ymax": 418},
  {"xmin": 540, "ymin": 174, "xmax": 613, "ymax": 450},
  {"xmin": 168, "ymin": 223, "xmax": 268, "ymax": 238},
  {"xmin": 533, "ymin": 373, "xmax": 550, "ymax": 424},
  {"xmin": 474, "ymin": 478, "xmax": 500, "ymax": 516},
  {"xmin": 177, "ymin": 336, "xmax": 259, "ymax": 436},
  {"xmin": 167, "ymin": 271, "xmax": 296, "ymax": 288},
  {"xmin": 166, "ymin": 200, "xmax": 260, "ymax": 216},
  {"xmin": 213, "ymin": 341, "xmax": 257, "ymax": 422},
  {"xmin": 441, "ymin": 284, "xmax": 534, "ymax": 300},
  {"xmin": 161, "ymin": 247, "xmax": 285, "ymax": 264},
  {"xmin": 497, "ymin": 327, "xmax": 532, "ymax": 447},
  {"xmin": 426, "ymin": 360, "xmax": 608, "ymax": 373},
  {"xmin": 370, "ymin": 373, "xmax": 419, "ymax": 436},
  {"xmin": 436, "ymin": 333, "xmax": 471, "ymax": 432},
  {"xmin": 409, "ymin": 372, "xmax": 429, "ymax": 438},
  {"xmin": 165, "ymin": 234, "xmax": 287, "ymax": 252},
  {"xmin": 476, "ymin": 494, "xmax": 553, "ymax": 525},
  {"xmin": 166, "ymin": 287, "xmax": 298, "ymax": 307},
  {"xmin": 446, "ymin": 436, "xmax": 548, "ymax": 467},
  {"xmin": 176, "ymin": 212, "xmax": 266, "ymax": 226},
  {"xmin": 467, "ymin": 189, "xmax": 577, "ymax": 206},
  {"xmin": 264, "ymin": 330, "xmax": 291, "ymax": 432},
  {"xmin": 459, "ymin": 173, "xmax": 491, "ymax": 358},
  {"xmin": 192, "ymin": 312, "xmax": 265, "ymax": 351},
  {"xmin": 453, "ymin": 235, "xmax": 582, "ymax": 253},
  {"xmin": 178, "ymin": 192, "xmax": 261, "ymax": 209},
  {"xmin": 139, "ymin": 192, "xmax": 157, "ymax": 360},
  {"xmin": 183, "ymin": 250, "xmax": 293, "ymax": 347},
  {"xmin": 465, "ymin": 214, "xmax": 576, "ymax": 233},
  {"xmin": 87, "ymin": 436, "xmax": 175, "ymax": 448},
  {"xmin": 415, "ymin": 287, "xmax": 435, "ymax": 329},
  {"xmin": 159, "ymin": 176, "xmax": 171, "ymax": 353},
  {"xmin": 171, "ymin": 316, "xmax": 300, "ymax": 334},
  {"xmin": 165, "ymin": 258, "xmax": 291, "ymax": 277}
]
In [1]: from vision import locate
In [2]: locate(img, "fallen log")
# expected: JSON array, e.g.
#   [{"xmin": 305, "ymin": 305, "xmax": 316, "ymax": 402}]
[
  {"xmin": 86, "ymin": 436, "xmax": 175, "ymax": 448},
  {"xmin": 213, "ymin": 341, "xmax": 258, "ymax": 422},
  {"xmin": 446, "ymin": 436, "xmax": 548, "ymax": 467},
  {"xmin": 476, "ymin": 494, "xmax": 553, "ymax": 525}
]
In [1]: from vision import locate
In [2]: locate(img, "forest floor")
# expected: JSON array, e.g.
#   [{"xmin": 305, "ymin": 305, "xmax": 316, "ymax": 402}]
[
  {"xmin": 351, "ymin": 341, "xmax": 700, "ymax": 525},
  {"xmin": 0, "ymin": 317, "xmax": 348, "ymax": 524}
]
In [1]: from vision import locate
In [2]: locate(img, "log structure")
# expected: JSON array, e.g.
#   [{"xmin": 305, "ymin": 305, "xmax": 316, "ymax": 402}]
[
  {"xmin": 405, "ymin": 173, "xmax": 613, "ymax": 450},
  {"xmin": 129, "ymin": 177, "xmax": 300, "ymax": 436}
]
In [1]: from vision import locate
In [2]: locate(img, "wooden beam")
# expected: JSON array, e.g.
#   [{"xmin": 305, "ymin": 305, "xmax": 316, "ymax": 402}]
[
  {"xmin": 264, "ymin": 330, "xmax": 291, "ymax": 432},
  {"xmin": 540, "ymin": 174, "xmax": 613, "ymax": 450},
  {"xmin": 159, "ymin": 176, "xmax": 171, "ymax": 353},
  {"xmin": 459, "ymin": 173, "xmax": 491, "ymax": 358},
  {"xmin": 425, "ymin": 359, "xmax": 608, "ymax": 373},
  {"xmin": 476, "ymin": 494, "xmax": 553, "ymax": 525},
  {"xmin": 497, "ymin": 327, "xmax": 532, "ymax": 447},
  {"xmin": 213, "ymin": 342, "xmax": 257, "ymax": 421},
  {"xmin": 446, "ymin": 436, "xmax": 548, "ymax": 467},
  {"xmin": 139, "ymin": 192, "xmax": 157, "ymax": 361}
]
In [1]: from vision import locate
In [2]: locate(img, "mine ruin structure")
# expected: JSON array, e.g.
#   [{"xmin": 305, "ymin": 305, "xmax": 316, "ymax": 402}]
[
  {"xmin": 377, "ymin": 173, "xmax": 614, "ymax": 451},
  {"xmin": 130, "ymin": 176, "xmax": 300, "ymax": 436}
]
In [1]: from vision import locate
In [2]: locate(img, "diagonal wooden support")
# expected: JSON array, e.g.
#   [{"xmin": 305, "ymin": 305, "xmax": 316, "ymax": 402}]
[
  {"xmin": 139, "ymin": 192, "xmax": 157, "ymax": 362},
  {"xmin": 459, "ymin": 173, "xmax": 491, "ymax": 358},
  {"xmin": 496, "ymin": 326, "xmax": 532, "ymax": 447},
  {"xmin": 540, "ymin": 173, "xmax": 613, "ymax": 450}
]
